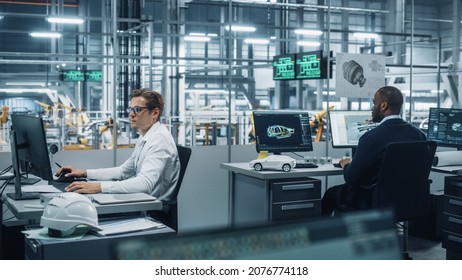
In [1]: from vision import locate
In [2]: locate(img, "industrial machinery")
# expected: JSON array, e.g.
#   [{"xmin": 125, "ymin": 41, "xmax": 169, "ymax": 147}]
[{"xmin": 310, "ymin": 106, "xmax": 334, "ymax": 142}]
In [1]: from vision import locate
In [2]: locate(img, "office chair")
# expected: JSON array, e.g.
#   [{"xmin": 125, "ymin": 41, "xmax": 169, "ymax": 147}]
[
  {"xmin": 374, "ymin": 140, "xmax": 436, "ymax": 259},
  {"xmin": 149, "ymin": 145, "xmax": 192, "ymax": 232},
  {"xmin": 337, "ymin": 140, "xmax": 437, "ymax": 259}
]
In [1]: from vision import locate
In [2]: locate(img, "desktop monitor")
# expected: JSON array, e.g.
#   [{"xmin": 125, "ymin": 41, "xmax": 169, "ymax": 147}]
[
  {"xmin": 427, "ymin": 107, "xmax": 462, "ymax": 148},
  {"xmin": 252, "ymin": 111, "xmax": 313, "ymax": 154},
  {"xmin": 8, "ymin": 114, "xmax": 53, "ymax": 200},
  {"xmin": 329, "ymin": 110, "xmax": 376, "ymax": 148}
]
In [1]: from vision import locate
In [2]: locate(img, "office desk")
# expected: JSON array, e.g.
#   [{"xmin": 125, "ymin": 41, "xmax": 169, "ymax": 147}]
[
  {"xmin": 2, "ymin": 194, "xmax": 163, "ymax": 221},
  {"xmin": 25, "ymin": 225, "xmax": 175, "ymax": 260},
  {"xmin": 1, "ymin": 187, "xmax": 163, "ymax": 259},
  {"xmin": 220, "ymin": 163, "xmax": 343, "ymax": 228},
  {"xmin": 432, "ymin": 165, "xmax": 462, "ymax": 175}
]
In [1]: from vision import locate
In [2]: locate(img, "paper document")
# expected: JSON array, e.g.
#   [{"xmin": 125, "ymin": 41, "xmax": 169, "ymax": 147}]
[
  {"xmin": 96, "ymin": 217, "xmax": 165, "ymax": 236},
  {"xmin": 92, "ymin": 193, "xmax": 157, "ymax": 205}
]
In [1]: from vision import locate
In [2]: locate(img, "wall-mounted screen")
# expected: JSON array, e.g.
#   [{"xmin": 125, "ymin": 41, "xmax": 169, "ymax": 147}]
[
  {"xmin": 427, "ymin": 107, "xmax": 462, "ymax": 148},
  {"xmin": 295, "ymin": 50, "xmax": 327, "ymax": 79},
  {"xmin": 329, "ymin": 110, "xmax": 376, "ymax": 148},
  {"xmin": 253, "ymin": 110, "xmax": 313, "ymax": 154},
  {"xmin": 272, "ymin": 54, "xmax": 296, "ymax": 80}
]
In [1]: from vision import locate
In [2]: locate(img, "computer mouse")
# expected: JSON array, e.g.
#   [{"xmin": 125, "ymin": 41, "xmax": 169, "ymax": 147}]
[{"xmin": 56, "ymin": 170, "xmax": 75, "ymax": 183}]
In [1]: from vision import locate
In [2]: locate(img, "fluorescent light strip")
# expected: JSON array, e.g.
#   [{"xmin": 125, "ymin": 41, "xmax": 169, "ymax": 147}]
[
  {"xmin": 353, "ymin": 32, "xmax": 379, "ymax": 39},
  {"xmin": 225, "ymin": 25, "xmax": 256, "ymax": 32},
  {"xmin": 296, "ymin": 41, "xmax": 321, "ymax": 47},
  {"xmin": 30, "ymin": 32, "xmax": 62, "ymax": 38},
  {"xmin": 47, "ymin": 17, "xmax": 84, "ymax": 24},
  {"xmin": 189, "ymin": 32, "xmax": 206, "ymax": 36},
  {"xmin": 244, "ymin": 38, "xmax": 269, "ymax": 45},
  {"xmin": 184, "ymin": 36, "xmax": 211, "ymax": 42},
  {"xmin": 294, "ymin": 29, "xmax": 323, "ymax": 36},
  {"xmin": 5, "ymin": 82, "xmax": 46, "ymax": 87},
  {"xmin": 0, "ymin": 88, "xmax": 56, "ymax": 93}
]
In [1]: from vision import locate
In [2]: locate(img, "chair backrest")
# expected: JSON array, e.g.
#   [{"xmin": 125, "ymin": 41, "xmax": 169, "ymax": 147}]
[
  {"xmin": 164, "ymin": 145, "xmax": 192, "ymax": 206},
  {"xmin": 375, "ymin": 140, "xmax": 437, "ymax": 221}
]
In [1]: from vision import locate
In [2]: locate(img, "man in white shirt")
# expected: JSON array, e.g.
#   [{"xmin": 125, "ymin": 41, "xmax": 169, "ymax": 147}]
[{"xmin": 56, "ymin": 89, "xmax": 180, "ymax": 201}]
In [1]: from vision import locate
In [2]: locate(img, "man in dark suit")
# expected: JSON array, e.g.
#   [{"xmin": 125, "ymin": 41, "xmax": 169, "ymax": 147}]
[{"xmin": 321, "ymin": 86, "xmax": 426, "ymax": 216}]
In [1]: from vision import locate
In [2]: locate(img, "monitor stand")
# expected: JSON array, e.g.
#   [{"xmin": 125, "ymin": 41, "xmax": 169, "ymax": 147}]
[
  {"xmin": 7, "ymin": 177, "xmax": 40, "ymax": 185},
  {"xmin": 6, "ymin": 192, "xmax": 41, "ymax": 200}
]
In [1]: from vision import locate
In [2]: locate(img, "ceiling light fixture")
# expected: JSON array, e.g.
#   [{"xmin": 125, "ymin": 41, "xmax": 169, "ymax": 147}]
[
  {"xmin": 184, "ymin": 35, "xmax": 211, "ymax": 42},
  {"xmin": 353, "ymin": 32, "xmax": 379, "ymax": 39},
  {"xmin": 294, "ymin": 29, "xmax": 323, "ymax": 36},
  {"xmin": 30, "ymin": 32, "xmax": 62, "ymax": 38},
  {"xmin": 225, "ymin": 25, "xmax": 256, "ymax": 32},
  {"xmin": 46, "ymin": 17, "xmax": 84, "ymax": 24},
  {"xmin": 296, "ymin": 41, "xmax": 321, "ymax": 47},
  {"xmin": 244, "ymin": 38, "xmax": 270, "ymax": 45}
]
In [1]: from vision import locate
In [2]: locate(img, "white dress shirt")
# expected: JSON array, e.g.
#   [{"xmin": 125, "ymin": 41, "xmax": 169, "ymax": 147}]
[{"xmin": 86, "ymin": 122, "xmax": 180, "ymax": 201}]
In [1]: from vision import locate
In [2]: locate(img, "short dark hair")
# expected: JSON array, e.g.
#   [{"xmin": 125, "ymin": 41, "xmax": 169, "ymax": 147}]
[
  {"xmin": 130, "ymin": 88, "xmax": 164, "ymax": 116},
  {"xmin": 377, "ymin": 86, "xmax": 403, "ymax": 114}
]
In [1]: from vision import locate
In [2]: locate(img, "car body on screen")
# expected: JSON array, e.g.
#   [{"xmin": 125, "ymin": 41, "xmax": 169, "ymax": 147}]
[
  {"xmin": 249, "ymin": 155, "xmax": 296, "ymax": 172},
  {"xmin": 266, "ymin": 125, "xmax": 295, "ymax": 139}
]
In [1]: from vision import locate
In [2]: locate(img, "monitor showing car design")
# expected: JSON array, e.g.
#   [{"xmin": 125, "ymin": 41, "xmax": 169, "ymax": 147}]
[{"xmin": 252, "ymin": 110, "xmax": 313, "ymax": 154}]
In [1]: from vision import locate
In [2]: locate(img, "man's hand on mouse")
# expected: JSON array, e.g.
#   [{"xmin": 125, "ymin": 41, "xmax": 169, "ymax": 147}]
[{"xmin": 55, "ymin": 166, "xmax": 87, "ymax": 178}]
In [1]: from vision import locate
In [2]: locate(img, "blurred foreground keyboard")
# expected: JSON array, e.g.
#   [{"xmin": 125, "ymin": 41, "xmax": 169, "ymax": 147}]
[{"xmin": 295, "ymin": 161, "xmax": 318, "ymax": 168}]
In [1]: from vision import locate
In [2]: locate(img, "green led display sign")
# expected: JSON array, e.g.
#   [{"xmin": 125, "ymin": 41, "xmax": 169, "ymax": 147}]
[
  {"xmin": 272, "ymin": 54, "xmax": 296, "ymax": 80},
  {"xmin": 60, "ymin": 70, "xmax": 103, "ymax": 82},
  {"xmin": 295, "ymin": 52, "xmax": 323, "ymax": 79},
  {"xmin": 61, "ymin": 70, "xmax": 85, "ymax": 82},
  {"xmin": 85, "ymin": 71, "xmax": 103, "ymax": 82},
  {"xmin": 273, "ymin": 51, "xmax": 330, "ymax": 81}
]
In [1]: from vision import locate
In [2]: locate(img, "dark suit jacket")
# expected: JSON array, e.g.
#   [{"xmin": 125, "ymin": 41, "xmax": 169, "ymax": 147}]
[{"xmin": 340, "ymin": 118, "xmax": 426, "ymax": 209}]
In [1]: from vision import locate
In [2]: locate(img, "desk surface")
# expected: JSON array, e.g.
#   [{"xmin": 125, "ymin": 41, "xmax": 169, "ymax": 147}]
[
  {"xmin": 220, "ymin": 162, "xmax": 343, "ymax": 179},
  {"xmin": 431, "ymin": 165, "xmax": 462, "ymax": 175},
  {"xmin": 2, "ymin": 192, "xmax": 162, "ymax": 220}
]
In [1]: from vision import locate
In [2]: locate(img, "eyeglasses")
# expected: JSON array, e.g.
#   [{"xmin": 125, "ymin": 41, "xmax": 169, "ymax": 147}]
[{"xmin": 126, "ymin": 106, "xmax": 150, "ymax": 115}]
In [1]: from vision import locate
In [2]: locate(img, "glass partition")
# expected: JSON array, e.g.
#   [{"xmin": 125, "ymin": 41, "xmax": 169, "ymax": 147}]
[{"xmin": 0, "ymin": 0, "xmax": 455, "ymax": 157}]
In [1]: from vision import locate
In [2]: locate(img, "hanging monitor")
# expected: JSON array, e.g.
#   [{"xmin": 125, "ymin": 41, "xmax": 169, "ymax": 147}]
[
  {"xmin": 272, "ymin": 54, "xmax": 296, "ymax": 80},
  {"xmin": 252, "ymin": 110, "xmax": 313, "ymax": 154},
  {"xmin": 295, "ymin": 50, "xmax": 328, "ymax": 79},
  {"xmin": 427, "ymin": 107, "xmax": 462, "ymax": 148}
]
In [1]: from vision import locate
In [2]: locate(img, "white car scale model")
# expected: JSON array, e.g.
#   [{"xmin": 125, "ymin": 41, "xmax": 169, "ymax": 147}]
[{"xmin": 249, "ymin": 155, "xmax": 296, "ymax": 172}]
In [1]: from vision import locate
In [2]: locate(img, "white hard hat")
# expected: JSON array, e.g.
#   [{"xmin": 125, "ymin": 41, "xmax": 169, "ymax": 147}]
[{"xmin": 40, "ymin": 192, "xmax": 101, "ymax": 237}]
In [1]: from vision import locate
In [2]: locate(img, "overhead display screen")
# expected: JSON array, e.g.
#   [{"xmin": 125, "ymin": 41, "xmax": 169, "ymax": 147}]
[
  {"xmin": 60, "ymin": 70, "xmax": 103, "ymax": 82},
  {"xmin": 61, "ymin": 70, "xmax": 85, "ymax": 82},
  {"xmin": 85, "ymin": 70, "xmax": 103, "ymax": 82},
  {"xmin": 295, "ymin": 50, "xmax": 327, "ymax": 79},
  {"xmin": 272, "ymin": 54, "xmax": 296, "ymax": 80}
]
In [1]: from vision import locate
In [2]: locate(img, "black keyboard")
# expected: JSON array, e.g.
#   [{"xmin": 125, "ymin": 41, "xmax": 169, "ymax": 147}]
[{"xmin": 295, "ymin": 162, "xmax": 318, "ymax": 168}]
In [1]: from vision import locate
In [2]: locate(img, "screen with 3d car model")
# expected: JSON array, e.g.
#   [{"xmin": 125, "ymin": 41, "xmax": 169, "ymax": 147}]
[{"xmin": 253, "ymin": 111, "xmax": 313, "ymax": 154}]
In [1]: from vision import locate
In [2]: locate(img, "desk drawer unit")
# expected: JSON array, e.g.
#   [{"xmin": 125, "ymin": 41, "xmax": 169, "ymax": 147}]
[
  {"xmin": 271, "ymin": 178, "xmax": 321, "ymax": 222},
  {"xmin": 443, "ymin": 176, "xmax": 462, "ymax": 259}
]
